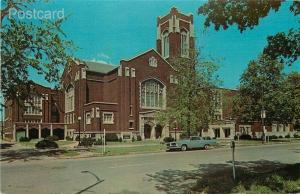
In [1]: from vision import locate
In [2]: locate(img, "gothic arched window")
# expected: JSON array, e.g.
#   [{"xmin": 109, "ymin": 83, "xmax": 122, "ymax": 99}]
[
  {"xmin": 162, "ymin": 31, "xmax": 169, "ymax": 58},
  {"xmin": 181, "ymin": 30, "xmax": 189, "ymax": 57},
  {"xmin": 65, "ymin": 84, "xmax": 75, "ymax": 112},
  {"xmin": 140, "ymin": 79, "xmax": 165, "ymax": 109}
]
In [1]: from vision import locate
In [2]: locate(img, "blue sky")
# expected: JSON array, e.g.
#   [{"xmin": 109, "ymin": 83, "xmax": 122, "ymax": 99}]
[{"xmin": 30, "ymin": 0, "xmax": 299, "ymax": 89}]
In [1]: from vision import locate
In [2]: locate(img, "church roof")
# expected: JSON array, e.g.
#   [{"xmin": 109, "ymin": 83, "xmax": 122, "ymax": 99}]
[{"xmin": 83, "ymin": 60, "xmax": 118, "ymax": 74}]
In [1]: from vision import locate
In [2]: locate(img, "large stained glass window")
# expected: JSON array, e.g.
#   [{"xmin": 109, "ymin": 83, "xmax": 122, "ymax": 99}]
[
  {"xmin": 65, "ymin": 84, "xmax": 75, "ymax": 113},
  {"xmin": 141, "ymin": 79, "xmax": 165, "ymax": 109}
]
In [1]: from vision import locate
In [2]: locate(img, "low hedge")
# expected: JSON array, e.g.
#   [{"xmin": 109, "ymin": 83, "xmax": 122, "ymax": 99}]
[
  {"xmin": 19, "ymin": 137, "xmax": 30, "ymax": 142},
  {"xmin": 136, "ymin": 135, "xmax": 142, "ymax": 141},
  {"xmin": 163, "ymin": 137, "xmax": 175, "ymax": 143},
  {"xmin": 105, "ymin": 133, "xmax": 119, "ymax": 142},
  {"xmin": 79, "ymin": 137, "xmax": 94, "ymax": 147},
  {"xmin": 94, "ymin": 138, "xmax": 106, "ymax": 145},
  {"xmin": 239, "ymin": 134, "xmax": 252, "ymax": 140},
  {"xmin": 35, "ymin": 140, "xmax": 58, "ymax": 149}
]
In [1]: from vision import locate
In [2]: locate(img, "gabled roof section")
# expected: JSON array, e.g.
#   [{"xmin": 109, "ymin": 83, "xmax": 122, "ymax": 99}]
[
  {"xmin": 83, "ymin": 60, "xmax": 118, "ymax": 74},
  {"xmin": 121, "ymin": 49, "xmax": 175, "ymax": 70}
]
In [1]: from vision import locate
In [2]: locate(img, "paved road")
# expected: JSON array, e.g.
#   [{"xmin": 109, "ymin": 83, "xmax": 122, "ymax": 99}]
[{"xmin": 1, "ymin": 143, "xmax": 299, "ymax": 194}]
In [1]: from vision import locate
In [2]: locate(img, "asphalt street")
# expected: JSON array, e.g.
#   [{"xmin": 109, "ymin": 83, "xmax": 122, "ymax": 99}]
[{"xmin": 1, "ymin": 143, "xmax": 300, "ymax": 194}]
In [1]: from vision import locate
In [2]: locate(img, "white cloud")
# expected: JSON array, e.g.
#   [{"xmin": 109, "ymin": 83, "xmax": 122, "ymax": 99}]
[
  {"xmin": 90, "ymin": 58, "xmax": 110, "ymax": 64},
  {"xmin": 97, "ymin": 52, "xmax": 111, "ymax": 60}
]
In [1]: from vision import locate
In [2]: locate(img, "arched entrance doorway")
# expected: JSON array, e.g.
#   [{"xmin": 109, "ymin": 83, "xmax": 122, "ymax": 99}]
[
  {"xmin": 53, "ymin": 128, "xmax": 64, "ymax": 140},
  {"xmin": 41, "ymin": 128, "xmax": 50, "ymax": 138},
  {"xmin": 29, "ymin": 128, "xmax": 39, "ymax": 139},
  {"xmin": 144, "ymin": 124, "xmax": 152, "ymax": 139},
  {"xmin": 155, "ymin": 125, "xmax": 162, "ymax": 139},
  {"xmin": 16, "ymin": 128, "xmax": 26, "ymax": 141}
]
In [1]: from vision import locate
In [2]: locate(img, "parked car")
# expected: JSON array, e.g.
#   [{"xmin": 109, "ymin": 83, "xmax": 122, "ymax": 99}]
[{"xmin": 166, "ymin": 136, "xmax": 217, "ymax": 151}]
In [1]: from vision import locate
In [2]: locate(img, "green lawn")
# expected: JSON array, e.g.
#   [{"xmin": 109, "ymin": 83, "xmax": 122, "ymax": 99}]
[
  {"xmin": 191, "ymin": 163, "xmax": 300, "ymax": 194},
  {"xmin": 62, "ymin": 150, "xmax": 80, "ymax": 157},
  {"xmin": 90, "ymin": 144, "xmax": 165, "ymax": 156},
  {"xmin": 218, "ymin": 138, "xmax": 300, "ymax": 147},
  {"xmin": 106, "ymin": 139, "xmax": 161, "ymax": 146}
]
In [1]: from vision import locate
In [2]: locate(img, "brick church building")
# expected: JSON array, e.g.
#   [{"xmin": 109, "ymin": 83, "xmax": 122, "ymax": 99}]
[
  {"xmin": 4, "ymin": 7, "xmax": 294, "ymax": 141},
  {"xmin": 4, "ymin": 7, "xmax": 197, "ymax": 141}
]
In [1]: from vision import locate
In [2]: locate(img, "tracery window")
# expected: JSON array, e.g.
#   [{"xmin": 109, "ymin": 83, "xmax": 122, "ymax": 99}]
[
  {"xmin": 181, "ymin": 30, "xmax": 189, "ymax": 57},
  {"xmin": 140, "ymin": 79, "xmax": 165, "ymax": 109},
  {"xmin": 24, "ymin": 96, "xmax": 42, "ymax": 115},
  {"xmin": 65, "ymin": 84, "xmax": 75, "ymax": 113},
  {"xmin": 162, "ymin": 31, "xmax": 169, "ymax": 58}
]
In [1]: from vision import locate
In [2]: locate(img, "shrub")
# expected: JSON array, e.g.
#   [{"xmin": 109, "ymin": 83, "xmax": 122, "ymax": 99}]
[
  {"xmin": 203, "ymin": 136, "xmax": 211, "ymax": 140},
  {"xmin": 249, "ymin": 185, "xmax": 273, "ymax": 194},
  {"xmin": 136, "ymin": 135, "xmax": 142, "ymax": 141},
  {"xmin": 80, "ymin": 137, "xmax": 94, "ymax": 147},
  {"xmin": 163, "ymin": 137, "xmax": 175, "ymax": 143},
  {"xmin": 239, "ymin": 134, "xmax": 252, "ymax": 140},
  {"xmin": 75, "ymin": 135, "xmax": 80, "ymax": 141},
  {"xmin": 269, "ymin": 135, "xmax": 278, "ymax": 140},
  {"xmin": 132, "ymin": 136, "xmax": 135, "ymax": 142},
  {"xmin": 232, "ymin": 183, "xmax": 246, "ymax": 193},
  {"xmin": 19, "ymin": 137, "xmax": 30, "ymax": 142},
  {"xmin": 284, "ymin": 180, "xmax": 300, "ymax": 193},
  {"xmin": 265, "ymin": 174, "xmax": 284, "ymax": 191},
  {"xmin": 105, "ymin": 133, "xmax": 119, "ymax": 142},
  {"xmin": 35, "ymin": 140, "xmax": 58, "ymax": 149},
  {"xmin": 66, "ymin": 136, "xmax": 73, "ymax": 141},
  {"xmin": 278, "ymin": 135, "xmax": 283, "ymax": 139},
  {"xmin": 285, "ymin": 134, "xmax": 290, "ymax": 138},
  {"xmin": 45, "ymin": 135, "xmax": 59, "ymax": 141},
  {"xmin": 294, "ymin": 134, "xmax": 300, "ymax": 138},
  {"xmin": 234, "ymin": 135, "xmax": 238, "ymax": 140},
  {"xmin": 94, "ymin": 138, "xmax": 106, "ymax": 145}
]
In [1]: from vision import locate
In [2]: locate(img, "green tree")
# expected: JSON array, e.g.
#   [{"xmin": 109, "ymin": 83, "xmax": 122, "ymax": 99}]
[
  {"xmin": 281, "ymin": 72, "xmax": 300, "ymax": 128},
  {"xmin": 198, "ymin": 0, "xmax": 300, "ymax": 66},
  {"xmin": 233, "ymin": 55, "xmax": 300, "ymax": 125},
  {"xmin": 156, "ymin": 50, "xmax": 219, "ymax": 137},
  {"xmin": 1, "ymin": 0, "xmax": 74, "ymax": 101}
]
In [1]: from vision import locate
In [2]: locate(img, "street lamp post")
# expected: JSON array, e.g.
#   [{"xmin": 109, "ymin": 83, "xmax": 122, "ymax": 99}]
[{"xmin": 78, "ymin": 116, "xmax": 82, "ymax": 145}]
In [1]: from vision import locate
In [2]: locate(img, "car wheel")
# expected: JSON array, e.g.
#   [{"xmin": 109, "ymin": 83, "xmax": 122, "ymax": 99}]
[
  {"xmin": 181, "ymin": 145, "xmax": 187, "ymax": 151},
  {"xmin": 204, "ymin": 144, "xmax": 209, "ymax": 150}
]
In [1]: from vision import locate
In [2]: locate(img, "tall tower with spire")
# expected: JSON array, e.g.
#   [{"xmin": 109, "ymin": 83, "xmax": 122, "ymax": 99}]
[{"xmin": 156, "ymin": 7, "xmax": 195, "ymax": 61}]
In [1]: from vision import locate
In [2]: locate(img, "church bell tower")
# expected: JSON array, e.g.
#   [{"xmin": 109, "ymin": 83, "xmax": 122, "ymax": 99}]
[{"xmin": 156, "ymin": 7, "xmax": 195, "ymax": 61}]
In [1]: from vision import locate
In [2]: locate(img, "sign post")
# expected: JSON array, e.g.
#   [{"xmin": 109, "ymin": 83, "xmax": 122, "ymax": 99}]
[
  {"xmin": 231, "ymin": 140, "xmax": 236, "ymax": 180},
  {"xmin": 103, "ymin": 128, "xmax": 106, "ymax": 154}
]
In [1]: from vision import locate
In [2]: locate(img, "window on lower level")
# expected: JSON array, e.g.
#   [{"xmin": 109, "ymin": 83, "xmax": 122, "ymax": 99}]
[
  {"xmin": 86, "ymin": 112, "xmax": 91, "ymax": 125},
  {"xmin": 129, "ymin": 121, "xmax": 134, "ymax": 129},
  {"xmin": 103, "ymin": 112, "xmax": 114, "ymax": 124}
]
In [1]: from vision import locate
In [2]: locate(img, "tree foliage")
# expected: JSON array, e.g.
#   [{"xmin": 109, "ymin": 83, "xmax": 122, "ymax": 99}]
[
  {"xmin": 198, "ymin": 0, "xmax": 300, "ymax": 66},
  {"xmin": 156, "ymin": 50, "xmax": 219, "ymax": 136},
  {"xmin": 234, "ymin": 55, "xmax": 300, "ymax": 125},
  {"xmin": 1, "ymin": 0, "xmax": 74, "ymax": 101}
]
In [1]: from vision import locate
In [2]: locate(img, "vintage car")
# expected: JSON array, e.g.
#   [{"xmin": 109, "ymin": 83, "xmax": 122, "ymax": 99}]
[{"xmin": 166, "ymin": 136, "xmax": 217, "ymax": 151}]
